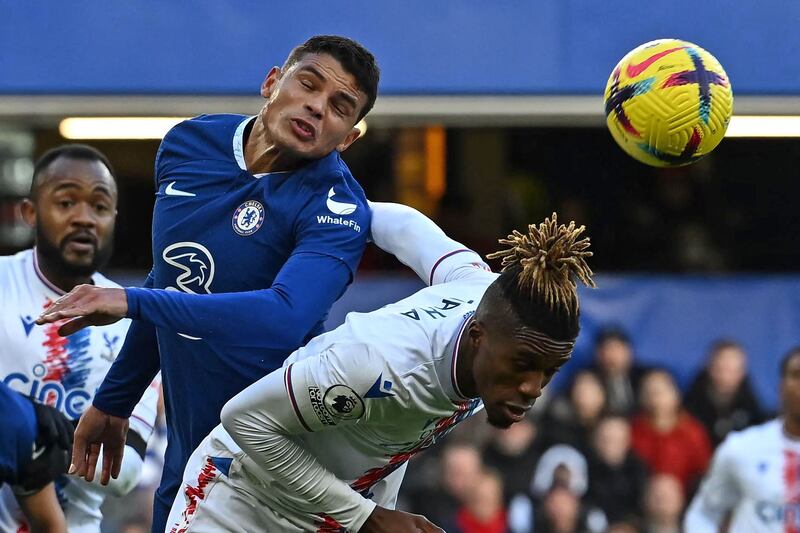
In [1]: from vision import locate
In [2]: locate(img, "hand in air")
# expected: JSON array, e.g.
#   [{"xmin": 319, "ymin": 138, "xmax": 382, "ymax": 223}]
[
  {"xmin": 35, "ymin": 285, "xmax": 128, "ymax": 336},
  {"xmin": 360, "ymin": 507, "xmax": 445, "ymax": 533}
]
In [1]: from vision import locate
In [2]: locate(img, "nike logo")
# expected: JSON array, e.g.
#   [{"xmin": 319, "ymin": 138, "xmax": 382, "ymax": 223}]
[
  {"xmin": 165, "ymin": 182, "xmax": 196, "ymax": 197},
  {"xmin": 326, "ymin": 187, "xmax": 357, "ymax": 215},
  {"xmin": 31, "ymin": 444, "xmax": 46, "ymax": 461},
  {"xmin": 626, "ymin": 46, "xmax": 686, "ymax": 77}
]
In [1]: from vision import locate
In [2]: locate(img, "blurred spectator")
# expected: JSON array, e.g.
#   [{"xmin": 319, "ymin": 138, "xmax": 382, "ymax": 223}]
[
  {"xmin": 591, "ymin": 328, "xmax": 648, "ymax": 416},
  {"xmin": 642, "ymin": 474, "xmax": 685, "ymax": 533},
  {"xmin": 483, "ymin": 415, "xmax": 543, "ymax": 502},
  {"xmin": 684, "ymin": 339, "xmax": 765, "ymax": 447},
  {"xmin": 410, "ymin": 442, "xmax": 484, "ymax": 528},
  {"xmin": 531, "ymin": 444, "xmax": 588, "ymax": 499},
  {"xmin": 541, "ymin": 371, "xmax": 607, "ymax": 454},
  {"xmin": 632, "ymin": 369, "xmax": 712, "ymax": 495},
  {"xmin": 449, "ymin": 470, "xmax": 508, "ymax": 533},
  {"xmin": 586, "ymin": 416, "xmax": 648, "ymax": 527},
  {"xmin": 534, "ymin": 486, "xmax": 607, "ymax": 533}
]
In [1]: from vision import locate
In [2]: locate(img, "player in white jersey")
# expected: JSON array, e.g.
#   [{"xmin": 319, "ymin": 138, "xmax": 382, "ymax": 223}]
[
  {"xmin": 0, "ymin": 145, "xmax": 158, "ymax": 533},
  {"xmin": 685, "ymin": 347, "xmax": 800, "ymax": 533},
  {"xmin": 165, "ymin": 202, "xmax": 595, "ymax": 532}
]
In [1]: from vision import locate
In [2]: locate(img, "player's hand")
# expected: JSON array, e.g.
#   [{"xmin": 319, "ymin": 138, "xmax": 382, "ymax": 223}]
[
  {"xmin": 360, "ymin": 507, "xmax": 444, "ymax": 533},
  {"xmin": 35, "ymin": 285, "xmax": 128, "ymax": 336},
  {"xmin": 69, "ymin": 406, "xmax": 129, "ymax": 486}
]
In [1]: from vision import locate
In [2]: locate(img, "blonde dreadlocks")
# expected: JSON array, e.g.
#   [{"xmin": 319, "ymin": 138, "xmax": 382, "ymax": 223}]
[{"xmin": 487, "ymin": 213, "xmax": 595, "ymax": 314}]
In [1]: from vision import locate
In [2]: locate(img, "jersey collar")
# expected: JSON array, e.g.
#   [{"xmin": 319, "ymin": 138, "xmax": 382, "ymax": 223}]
[
  {"xmin": 31, "ymin": 247, "xmax": 67, "ymax": 296},
  {"xmin": 232, "ymin": 115, "xmax": 291, "ymax": 179},
  {"xmin": 444, "ymin": 312, "xmax": 476, "ymax": 403}
]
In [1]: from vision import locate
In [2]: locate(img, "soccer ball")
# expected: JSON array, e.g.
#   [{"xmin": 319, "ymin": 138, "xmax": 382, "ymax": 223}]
[{"xmin": 604, "ymin": 39, "xmax": 733, "ymax": 167}]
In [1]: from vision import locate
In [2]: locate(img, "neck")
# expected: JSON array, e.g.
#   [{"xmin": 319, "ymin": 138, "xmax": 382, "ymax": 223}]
[
  {"xmin": 455, "ymin": 318, "xmax": 479, "ymax": 398},
  {"xmin": 35, "ymin": 248, "xmax": 92, "ymax": 293},
  {"xmin": 243, "ymin": 113, "xmax": 306, "ymax": 174}
]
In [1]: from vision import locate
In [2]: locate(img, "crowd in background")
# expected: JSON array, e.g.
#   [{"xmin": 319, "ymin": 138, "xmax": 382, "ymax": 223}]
[{"xmin": 395, "ymin": 328, "xmax": 769, "ymax": 533}]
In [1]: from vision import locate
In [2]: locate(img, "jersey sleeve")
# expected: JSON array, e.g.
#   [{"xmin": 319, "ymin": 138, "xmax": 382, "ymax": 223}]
[
  {"xmin": 292, "ymin": 175, "xmax": 370, "ymax": 279},
  {"xmin": 220, "ymin": 343, "xmax": 385, "ymax": 530},
  {"xmin": 124, "ymin": 252, "xmax": 352, "ymax": 352},
  {"xmin": 93, "ymin": 270, "xmax": 161, "ymax": 418},
  {"xmin": 369, "ymin": 202, "xmax": 490, "ymax": 286},
  {"xmin": 683, "ymin": 434, "xmax": 742, "ymax": 532}
]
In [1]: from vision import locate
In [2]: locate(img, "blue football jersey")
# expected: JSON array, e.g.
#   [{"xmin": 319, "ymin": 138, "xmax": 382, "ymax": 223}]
[{"xmin": 93, "ymin": 114, "xmax": 370, "ymax": 526}]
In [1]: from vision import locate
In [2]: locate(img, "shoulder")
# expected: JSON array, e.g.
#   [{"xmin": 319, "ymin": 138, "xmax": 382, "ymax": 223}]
[
  {"xmin": 297, "ymin": 152, "xmax": 366, "ymax": 200},
  {"xmin": 722, "ymin": 418, "xmax": 780, "ymax": 452},
  {"xmin": 314, "ymin": 342, "xmax": 385, "ymax": 384},
  {"xmin": 157, "ymin": 114, "xmax": 250, "ymax": 166}
]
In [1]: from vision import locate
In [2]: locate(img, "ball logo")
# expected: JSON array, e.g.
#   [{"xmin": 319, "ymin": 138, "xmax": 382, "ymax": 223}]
[
  {"xmin": 232, "ymin": 200, "xmax": 265, "ymax": 236},
  {"xmin": 326, "ymin": 187, "xmax": 357, "ymax": 215},
  {"xmin": 323, "ymin": 384, "xmax": 364, "ymax": 421}
]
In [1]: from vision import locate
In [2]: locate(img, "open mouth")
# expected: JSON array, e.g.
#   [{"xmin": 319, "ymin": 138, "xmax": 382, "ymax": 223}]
[
  {"xmin": 503, "ymin": 403, "xmax": 530, "ymax": 422},
  {"xmin": 290, "ymin": 118, "xmax": 316, "ymax": 141}
]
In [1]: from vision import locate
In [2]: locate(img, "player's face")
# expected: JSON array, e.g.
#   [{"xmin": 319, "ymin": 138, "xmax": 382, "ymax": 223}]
[
  {"xmin": 470, "ymin": 322, "xmax": 563, "ymax": 429},
  {"xmin": 259, "ymin": 53, "xmax": 366, "ymax": 160},
  {"xmin": 22, "ymin": 157, "xmax": 117, "ymax": 276},
  {"xmin": 782, "ymin": 354, "xmax": 800, "ymax": 420}
]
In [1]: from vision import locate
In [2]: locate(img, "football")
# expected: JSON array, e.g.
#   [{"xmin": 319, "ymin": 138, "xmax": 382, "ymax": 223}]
[{"xmin": 604, "ymin": 39, "xmax": 733, "ymax": 167}]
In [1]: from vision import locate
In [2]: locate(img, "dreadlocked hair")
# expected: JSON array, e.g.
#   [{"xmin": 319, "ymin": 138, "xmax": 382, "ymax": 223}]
[{"xmin": 480, "ymin": 213, "xmax": 596, "ymax": 342}]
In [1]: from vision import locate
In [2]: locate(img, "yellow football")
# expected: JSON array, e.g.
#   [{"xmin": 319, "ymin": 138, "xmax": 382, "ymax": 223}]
[{"xmin": 604, "ymin": 39, "xmax": 733, "ymax": 167}]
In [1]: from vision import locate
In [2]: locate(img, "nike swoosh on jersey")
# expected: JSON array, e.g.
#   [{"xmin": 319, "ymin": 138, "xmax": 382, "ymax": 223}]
[
  {"xmin": 626, "ymin": 46, "xmax": 686, "ymax": 78},
  {"xmin": 165, "ymin": 182, "xmax": 196, "ymax": 197}
]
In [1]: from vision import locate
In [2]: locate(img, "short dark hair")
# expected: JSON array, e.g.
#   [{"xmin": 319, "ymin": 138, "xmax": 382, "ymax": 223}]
[
  {"xmin": 781, "ymin": 347, "xmax": 800, "ymax": 377},
  {"xmin": 283, "ymin": 35, "xmax": 380, "ymax": 122},
  {"xmin": 594, "ymin": 326, "xmax": 631, "ymax": 348},
  {"xmin": 30, "ymin": 144, "xmax": 115, "ymax": 198}
]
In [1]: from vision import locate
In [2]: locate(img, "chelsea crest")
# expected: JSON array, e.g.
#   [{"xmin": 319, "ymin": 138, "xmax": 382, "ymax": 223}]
[{"xmin": 232, "ymin": 200, "xmax": 265, "ymax": 236}]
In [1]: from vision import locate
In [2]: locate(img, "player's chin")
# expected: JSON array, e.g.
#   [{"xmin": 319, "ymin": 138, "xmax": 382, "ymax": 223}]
[{"xmin": 485, "ymin": 407, "xmax": 514, "ymax": 429}]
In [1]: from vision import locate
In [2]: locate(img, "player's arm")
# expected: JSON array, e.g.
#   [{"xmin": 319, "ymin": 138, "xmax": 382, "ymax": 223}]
[
  {"xmin": 369, "ymin": 202, "xmax": 489, "ymax": 286},
  {"xmin": 683, "ymin": 436, "xmax": 741, "ymax": 532},
  {"xmin": 221, "ymin": 344, "xmax": 442, "ymax": 533},
  {"xmin": 39, "ymin": 188, "xmax": 370, "ymax": 353},
  {"xmin": 66, "ymin": 271, "xmax": 160, "ymax": 486},
  {"xmin": 16, "ymin": 484, "xmax": 67, "ymax": 533}
]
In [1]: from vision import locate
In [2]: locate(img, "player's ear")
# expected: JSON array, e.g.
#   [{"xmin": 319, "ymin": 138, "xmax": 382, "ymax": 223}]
[
  {"xmin": 260, "ymin": 67, "xmax": 282, "ymax": 99},
  {"xmin": 20, "ymin": 198, "xmax": 36, "ymax": 228},
  {"xmin": 336, "ymin": 126, "xmax": 363, "ymax": 153}
]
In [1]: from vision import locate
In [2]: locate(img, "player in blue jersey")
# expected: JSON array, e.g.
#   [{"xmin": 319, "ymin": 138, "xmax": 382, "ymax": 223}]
[
  {"xmin": 0, "ymin": 381, "xmax": 73, "ymax": 532},
  {"xmin": 37, "ymin": 35, "xmax": 380, "ymax": 531}
]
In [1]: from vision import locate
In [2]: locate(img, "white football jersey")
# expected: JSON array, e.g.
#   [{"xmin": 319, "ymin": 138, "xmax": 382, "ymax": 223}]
[
  {"xmin": 685, "ymin": 418, "xmax": 800, "ymax": 532},
  {"xmin": 0, "ymin": 249, "xmax": 159, "ymax": 533},
  {"xmin": 182, "ymin": 256, "xmax": 494, "ymax": 532}
]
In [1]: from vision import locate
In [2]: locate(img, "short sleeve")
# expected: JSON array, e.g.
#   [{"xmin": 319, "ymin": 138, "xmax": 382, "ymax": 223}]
[{"xmin": 128, "ymin": 376, "xmax": 161, "ymax": 442}]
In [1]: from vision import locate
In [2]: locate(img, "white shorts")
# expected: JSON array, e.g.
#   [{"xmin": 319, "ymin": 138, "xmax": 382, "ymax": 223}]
[{"xmin": 165, "ymin": 432, "xmax": 304, "ymax": 533}]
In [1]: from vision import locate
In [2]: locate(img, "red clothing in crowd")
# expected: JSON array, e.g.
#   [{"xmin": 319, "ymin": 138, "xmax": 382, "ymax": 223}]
[
  {"xmin": 455, "ymin": 508, "xmax": 508, "ymax": 533},
  {"xmin": 631, "ymin": 411, "xmax": 712, "ymax": 493}
]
